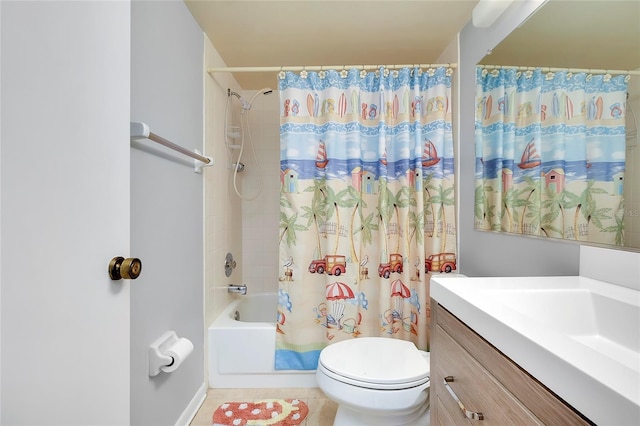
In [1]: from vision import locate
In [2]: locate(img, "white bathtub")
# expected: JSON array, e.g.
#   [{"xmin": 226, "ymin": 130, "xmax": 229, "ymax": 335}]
[{"xmin": 208, "ymin": 292, "xmax": 317, "ymax": 388}]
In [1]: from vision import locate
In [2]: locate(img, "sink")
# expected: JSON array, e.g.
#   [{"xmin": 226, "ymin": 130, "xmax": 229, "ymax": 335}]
[
  {"xmin": 430, "ymin": 275, "xmax": 640, "ymax": 426},
  {"xmin": 481, "ymin": 287, "xmax": 640, "ymax": 371}
]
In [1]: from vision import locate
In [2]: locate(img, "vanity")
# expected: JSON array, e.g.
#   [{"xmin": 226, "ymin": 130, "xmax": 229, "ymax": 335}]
[{"xmin": 430, "ymin": 275, "xmax": 640, "ymax": 425}]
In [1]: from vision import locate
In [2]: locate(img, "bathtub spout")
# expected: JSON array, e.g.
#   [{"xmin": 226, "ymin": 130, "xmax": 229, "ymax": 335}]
[{"xmin": 227, "ymin": 284, "xmax": 247, "ymax": 295}]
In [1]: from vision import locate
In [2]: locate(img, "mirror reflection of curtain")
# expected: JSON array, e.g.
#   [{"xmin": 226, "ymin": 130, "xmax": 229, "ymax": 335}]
[
  {"xmin": 475, "ymin": 67, "xmax": 629, "ymax": 245},
  {"xmin": 276, "ymin": 67, "xmax": 456, "ymax": 370}
]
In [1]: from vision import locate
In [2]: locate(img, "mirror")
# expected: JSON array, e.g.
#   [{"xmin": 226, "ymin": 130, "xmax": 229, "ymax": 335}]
[{"xmin": 475, "ymin": 0, "xmax": 640, "ymax": 251}]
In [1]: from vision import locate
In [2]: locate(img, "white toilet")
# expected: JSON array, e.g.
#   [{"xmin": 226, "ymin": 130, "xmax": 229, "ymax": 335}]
[{"xmin": 316, "ymin": 337, "xmax": 430, "ymax": 426}]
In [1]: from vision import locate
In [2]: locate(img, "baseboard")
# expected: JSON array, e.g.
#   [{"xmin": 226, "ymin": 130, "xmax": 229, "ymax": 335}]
[{"xmin": 176, "ymin": 381, "xmax": 207, "ymax": 426}]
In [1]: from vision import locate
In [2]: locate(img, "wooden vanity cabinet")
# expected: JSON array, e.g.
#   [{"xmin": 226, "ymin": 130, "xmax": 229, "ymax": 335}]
[{"xmin": 430, "ymin": 300, "xmax": 592, "ymax": 425}]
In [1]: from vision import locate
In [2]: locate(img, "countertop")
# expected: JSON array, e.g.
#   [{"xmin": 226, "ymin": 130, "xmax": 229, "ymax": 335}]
[{"xmin": 430, "ymin": 274, "xmax": 640, "ymax": 426}]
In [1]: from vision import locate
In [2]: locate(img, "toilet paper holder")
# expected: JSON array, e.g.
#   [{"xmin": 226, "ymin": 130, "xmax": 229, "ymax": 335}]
[{"xmin": 148, "ymin": 330, "xmax": 193, "ymax": 377}]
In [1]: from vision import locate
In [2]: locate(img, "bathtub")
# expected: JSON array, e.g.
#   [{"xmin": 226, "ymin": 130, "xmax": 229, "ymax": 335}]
[{"xmin": 208, "ymin": 292, "xmax": 317, "ymax": 388}]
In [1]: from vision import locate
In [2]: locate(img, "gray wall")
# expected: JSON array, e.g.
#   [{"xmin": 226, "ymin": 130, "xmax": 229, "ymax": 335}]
[
  {"xmin": 458, "ymin": 1, "xmax": 580, "ymax": 276},
  {"xmin": 130, "ymin": 1, "xmax": 204, "ymax": 424}
]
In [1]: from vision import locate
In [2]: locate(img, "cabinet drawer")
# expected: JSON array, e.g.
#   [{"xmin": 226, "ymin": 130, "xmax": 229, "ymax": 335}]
[
  {"xmin": 432, "ymin": 301, "xmax": 592, "ymax": 425},
  {"xmin": 434, "ymin": 393, "xmax": 467, "ymax": 426},
  {"xmin": 433, "ymin": 323, "xmax": 543, "ymax": 425}
]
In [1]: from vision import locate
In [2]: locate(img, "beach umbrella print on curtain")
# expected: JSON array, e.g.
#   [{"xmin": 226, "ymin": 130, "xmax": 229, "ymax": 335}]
[
  {"xmin": 390, "ymin": 279, "xmax": 411, "ymax": 322},
  {"xmin": 326, "ymin": 282, "xmax": 355, "ymax": 329}
]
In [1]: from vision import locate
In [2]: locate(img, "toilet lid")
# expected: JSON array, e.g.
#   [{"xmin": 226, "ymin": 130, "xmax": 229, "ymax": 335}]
[{"xmin": 318, "ymin": 337, "xmax": 430, "ymax": 389}]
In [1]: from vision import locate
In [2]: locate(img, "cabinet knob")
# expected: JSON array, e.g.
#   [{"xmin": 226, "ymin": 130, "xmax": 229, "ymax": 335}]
[
  {"xmin": 109, "ymin": 256, "xmax": 142, "ymax": 280},
  {"xmin": 443, "ymin": 376, "xmax": 484, "ymax": 421}
]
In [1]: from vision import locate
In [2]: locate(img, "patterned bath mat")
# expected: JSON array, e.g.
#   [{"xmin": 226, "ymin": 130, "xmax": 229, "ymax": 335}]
[{"xmin": 213, "ymin": 399, "xmax": 308, "ymax": 426}]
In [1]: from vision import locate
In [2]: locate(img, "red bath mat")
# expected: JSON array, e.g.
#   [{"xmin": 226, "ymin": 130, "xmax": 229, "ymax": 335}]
[{"xmin": 212, "ymin": 399, "xmax": 308, "ymax": 426}]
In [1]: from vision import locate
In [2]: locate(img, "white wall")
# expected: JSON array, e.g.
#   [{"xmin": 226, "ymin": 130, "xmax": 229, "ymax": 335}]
[
  {"xmin": 1, "ymin": 1, "xmax": 131, "ymax": 423},
  {"xmin": 130, "ymin": 1, "xmax": 205, "ymax": 424},
  {"xmin": 458, "ymin": 0, "xmax": 581, "ymax": 276}
]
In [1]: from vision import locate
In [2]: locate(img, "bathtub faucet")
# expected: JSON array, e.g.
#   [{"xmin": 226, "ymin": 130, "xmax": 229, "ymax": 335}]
[{"xmin": 227, "ymin": 284, "xmax": 247, "ymax": 295}]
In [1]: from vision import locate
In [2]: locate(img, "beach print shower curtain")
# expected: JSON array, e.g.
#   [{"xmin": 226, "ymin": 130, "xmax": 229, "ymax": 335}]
[
  {"xmin": 475, "ymin": 67, "xmax": 628, "ymax": 245},
  {"xmin": 276, "ymin": 67, "xmax": 456, "ymax": 370}
]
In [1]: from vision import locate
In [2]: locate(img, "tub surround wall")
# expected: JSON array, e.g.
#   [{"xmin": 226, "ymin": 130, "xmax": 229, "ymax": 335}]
[
  {"xmin": 458, "ymin": 0, "xmax": 581, "ymax": 277},
  {"xmin": 203, "ymin": 36, "xmax": 247, "ymax": 390},
  {"xmin": 241, "ymin": 93, "xmax": 280, "ymax": 293},
  {"xmin": 204, "ymin": 38, "xmax": 245, "ymax": 332}
]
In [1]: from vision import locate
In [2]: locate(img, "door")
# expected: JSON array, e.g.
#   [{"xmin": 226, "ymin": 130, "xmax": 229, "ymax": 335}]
[{"xmin": 1, "ymin": 2, "xmax": 131, "ymax": 424}]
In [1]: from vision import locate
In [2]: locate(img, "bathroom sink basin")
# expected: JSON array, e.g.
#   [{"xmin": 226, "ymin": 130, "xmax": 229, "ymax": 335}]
[
  {"xmin": 481, "ymin": 287, "xmax": 640, "ymax": 371},
  {"xmin": 430, "ymin": 275, "xmax": 640, "ymax": 426}
]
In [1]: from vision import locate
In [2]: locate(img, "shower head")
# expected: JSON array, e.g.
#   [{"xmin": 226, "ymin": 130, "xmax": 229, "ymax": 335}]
[
  {"xmin": 228, "ymin": 88, "xmax": 273, "ymax": 111},
  {"xmin": 245, "ymin": 88, "xmax": 274, "ymax": 111}
]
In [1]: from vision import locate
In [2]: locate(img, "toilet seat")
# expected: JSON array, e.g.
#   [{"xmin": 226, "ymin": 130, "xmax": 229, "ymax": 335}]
[{"xmin": 318, "ymin": 337, "xmax": 430, "ymax": 390}]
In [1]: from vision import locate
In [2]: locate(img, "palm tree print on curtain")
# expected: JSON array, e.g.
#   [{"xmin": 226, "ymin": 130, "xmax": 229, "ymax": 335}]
[
  {"xmin": 475, "ymin": 67, "xmax": 628, "ymax": 245},
  {"xmin": 276, "ymin": 67, "xmax": 456, "ymax": 370}
]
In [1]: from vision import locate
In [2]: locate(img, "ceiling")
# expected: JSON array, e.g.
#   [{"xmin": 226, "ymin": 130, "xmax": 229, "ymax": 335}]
[{"xmin": 185, "ymin": 0, "xmax": 478, "ymax": 90}]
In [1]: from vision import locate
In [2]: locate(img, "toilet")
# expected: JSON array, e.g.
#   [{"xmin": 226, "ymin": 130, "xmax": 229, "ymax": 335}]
[{"xmin": 316, "ymin": 337, "xmax": 430, "ymax": 426}]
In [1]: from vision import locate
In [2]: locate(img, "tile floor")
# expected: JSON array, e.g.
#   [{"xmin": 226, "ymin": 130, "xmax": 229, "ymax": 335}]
[{"xmin": 190, "ymin": 387, "xmax": 338, "ymax": 426}]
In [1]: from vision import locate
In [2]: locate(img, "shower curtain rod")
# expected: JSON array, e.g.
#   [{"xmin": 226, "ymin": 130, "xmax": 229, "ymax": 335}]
[
  {"xmin": 479, "ymin": 64, "xmax": 640, "ymax": 76},
  {"xmin": 207, "ymin": 63, "xmax": 457, "ymax": 74}
]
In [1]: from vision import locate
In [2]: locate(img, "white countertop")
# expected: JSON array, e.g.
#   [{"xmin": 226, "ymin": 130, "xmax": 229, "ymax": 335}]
[{"xmin": 430, "ymin": 275, "xmax": 640, "ymax": 426}]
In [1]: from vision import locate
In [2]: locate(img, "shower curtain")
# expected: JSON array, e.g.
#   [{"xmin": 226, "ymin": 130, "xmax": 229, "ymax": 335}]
[
  {"xmin": 276, "ymin": 66, "xmax": 455, "ymax": 370},
  {"xmin": 475, "ymin": 67, "xmax": 628, "ymax": 245}
]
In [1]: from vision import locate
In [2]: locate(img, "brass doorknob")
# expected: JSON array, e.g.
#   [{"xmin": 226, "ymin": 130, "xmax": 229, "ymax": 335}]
[{"xmin": 109, "ymin": 256, "xmax": 142, "ymax": 280}]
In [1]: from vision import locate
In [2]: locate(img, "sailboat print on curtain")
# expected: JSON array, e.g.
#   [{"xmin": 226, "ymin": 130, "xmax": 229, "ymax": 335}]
[
  {"xmin": 277, "ymin": 66, "xmax": 456, "ymax": 370},
  {"xmin": 517, "ymin": 138, "xmax": 541, "ymax": 169},
  {"xmin": 421, "ymin": 140, "xmax": 440, "ymax": 167},
  {"xmin": 315, "ymin": 141, "xmax": 328, "ymax": 169}
]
